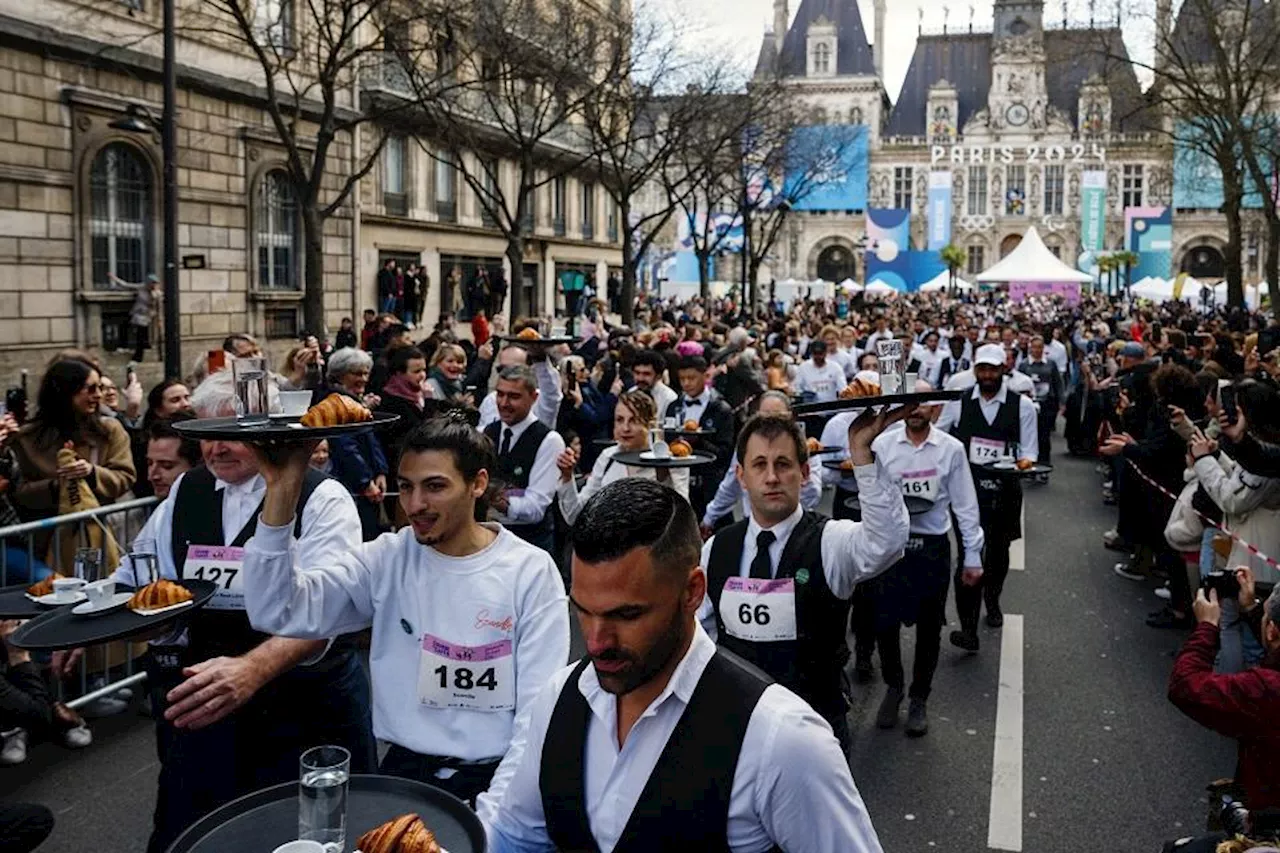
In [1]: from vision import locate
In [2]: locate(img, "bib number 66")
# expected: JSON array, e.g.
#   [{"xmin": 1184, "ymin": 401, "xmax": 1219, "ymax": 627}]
[{"xmin": 738, "ymin": 603, "xmax": 771, "ymax": 625}]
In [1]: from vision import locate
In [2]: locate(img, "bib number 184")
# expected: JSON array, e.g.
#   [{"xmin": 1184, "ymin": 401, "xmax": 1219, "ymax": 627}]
[{"xmin": 433, "ymin": 664, "xmax": 498, "ymax": 692}]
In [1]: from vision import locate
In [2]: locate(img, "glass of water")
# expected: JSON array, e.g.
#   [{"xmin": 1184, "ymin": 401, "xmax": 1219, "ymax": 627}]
[
  {"xmin": 129, "ymin": 538, "xmax": 158, "ymax": 585},
  {"xmin": 232, "ymin": 356, "xmax": 270, "ymax": 423},
  {"xmin": 74, "ymin": 548, "xmax": 103, "ymax": 583},
  {"xmin": 299, "ymin": 745, "xmax": 349, "ymax": 852}
]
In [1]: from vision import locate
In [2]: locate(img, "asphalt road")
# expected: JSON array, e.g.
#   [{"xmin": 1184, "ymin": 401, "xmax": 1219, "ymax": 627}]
[{"xmin": 0, "ymin": 438, "xmax": 1237, "ymax": 852}]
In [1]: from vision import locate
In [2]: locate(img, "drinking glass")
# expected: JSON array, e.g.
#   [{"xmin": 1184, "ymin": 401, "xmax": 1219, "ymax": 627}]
[
  {"xmin": 129, "ymin": 538, "xmax": 158, "ymax": 585},
  {"xmin": 232, "ymin": 356, "xmax": 270, "ymax": 423},
  {"xmin": 298, "ymin": 745, "xmax": 349, "ymax": 853},
  {"xmin": 74, "ymin": 548, "xmax": 103, "ymax": 583}
]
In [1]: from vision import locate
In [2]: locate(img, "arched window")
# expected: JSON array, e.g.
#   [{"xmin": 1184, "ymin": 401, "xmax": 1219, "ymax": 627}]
[
  {"xmin": 90, "ymin": 143, "xmax": 152, "ymax": 289},
  {"xmin": 849, "ymin": 106, "xmax": 863, "ymax": 125},
  {"xmin": 813, "ymin": 42, "xmax": 831, "ymax": 74},
  {"xmin": 256, "ymin": 170, "xmax": 299, "ymax": 290}
]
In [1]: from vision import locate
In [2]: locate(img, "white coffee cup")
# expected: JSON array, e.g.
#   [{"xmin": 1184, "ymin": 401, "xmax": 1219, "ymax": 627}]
[
  {"xmin": 84, "ymin": 578, "xmax": 115, "ymax": 608},
  {"xmin": 271, "ymin": 842, "xmax": 326, "ymax": 853},
  {"xmin": 51, "ymin": 577, "xmax": 86, "ymax": 601},
  {"xmin": 279, "ymin": 391, "xmax": 312, "ymax": 417}
]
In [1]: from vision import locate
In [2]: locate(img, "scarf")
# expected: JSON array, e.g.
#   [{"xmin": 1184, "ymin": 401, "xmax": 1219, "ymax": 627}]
[
  {"xmin": 429, "ymin": 367, "xmax": 465, "ymax": 401},
  {"xmin": 384, "ymin": 372, "xmax": 424, "ymax": 410}
]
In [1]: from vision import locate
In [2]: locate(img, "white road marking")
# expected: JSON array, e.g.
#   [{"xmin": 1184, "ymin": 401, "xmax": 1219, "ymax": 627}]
[
  {"xmin": 1009, "ymin": 505, "xmax": 1026, "ymax": 571},
  {"xmin": 988, "ymin": 613, "xmax": 1025, "ymax": 851}
]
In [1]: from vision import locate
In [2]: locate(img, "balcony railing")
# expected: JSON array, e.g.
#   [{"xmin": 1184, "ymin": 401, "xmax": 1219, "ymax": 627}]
[
  {"xmin": 582, "ymin": 221, "xmax": 594, "ymax": 240},
  {"xmin": 384, "ymin": 192, "xmax": 408, "ymax": 217},
  {"xmin": 360, "ymin": 56, "xmax": 413, "ymax": 98},
  {"xmin": 607, "ymin": 223, "xmax": 619, "ymax": 243},
  {"xmin": 436, "ymin": 199, "xmax": 457, "ymax": 222},
  {"xmin": 553, "ymin": 216, "xmax": 566, "ymax": 236}
]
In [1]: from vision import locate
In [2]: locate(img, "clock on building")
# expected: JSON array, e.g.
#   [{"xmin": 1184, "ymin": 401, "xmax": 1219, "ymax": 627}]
[{"xmin": 1005, "ymin": 102, "xmax": 1030, "ymax": 127}]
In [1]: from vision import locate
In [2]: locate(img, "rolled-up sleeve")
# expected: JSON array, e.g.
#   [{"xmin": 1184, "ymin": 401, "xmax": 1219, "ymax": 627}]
[
  {"xmin": 819, "ymin": 463, "xmax": 909, "ymax": 598},
  {"xmin": 947, "ymin": 447, "xmax": 985, "ymax": 567}
]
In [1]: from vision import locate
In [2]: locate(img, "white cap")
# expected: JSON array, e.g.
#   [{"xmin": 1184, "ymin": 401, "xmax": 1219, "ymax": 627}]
[{"xmin": 975, "ymin": 344, "xmax": 1006, "ymax": 366}]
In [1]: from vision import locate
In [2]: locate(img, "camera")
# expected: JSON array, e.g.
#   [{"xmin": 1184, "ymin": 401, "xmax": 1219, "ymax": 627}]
[{"xmin": 1202, "ymin": 570, "xmax": 1241, "ymax": 600}]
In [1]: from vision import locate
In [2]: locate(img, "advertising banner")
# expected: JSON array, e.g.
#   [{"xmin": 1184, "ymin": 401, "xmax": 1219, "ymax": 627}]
[
  {"xmin": 1008, "ymin": 281, "xmax": 1083, "ymax": 305},
  {"xmin": 865, "ymin": 208, "xmax": 911, "ymax": 291},
  {"xmin": 1080, "ymin": 170, "xmax": 1107, "ymax": 254},
  {"xmin": 1125, "ymin": 206, "xmax": 1173, "ymax": 282},
  {"xmin": 787, "ymin": 125, "xmax": 869, "ymax": 212},
  {"xmin": 927, "ymin": 171, "xmax": 953, "ymax": 251}
]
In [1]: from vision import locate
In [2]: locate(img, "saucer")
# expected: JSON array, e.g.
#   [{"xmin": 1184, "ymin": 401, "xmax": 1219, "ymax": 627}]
[
  {"xmin": 72, "ymin": 592, "xmax": 134, "ymax": 616},
  {"xmin": 31, "ymin": 591, "xmax": 86, "ymax": 606}
]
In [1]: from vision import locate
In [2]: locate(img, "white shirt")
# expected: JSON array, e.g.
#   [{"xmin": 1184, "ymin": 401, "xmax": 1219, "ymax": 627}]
[
  {"xmin": 116, "ymin": 471, "xmax": 361, "ymax": 649},
  {"xmin": 871, "ymin": 424, "xmax": 985, "ymax": 567},
  {"xmin": 242, "ymin": 523, "xmax": 569, "ymax": 760},
  {"xmin": 936, "ymin": 382, "xmax": 1040, "ymax": 462},
  {"xmin": 477, "ymin": 627, "xmax": 883, "ymax": 853},
  {"xmin": 1046, "ymin": 338, "xmax": 1070, "ymax": 376},
  {"xmin": 696, "ymin": 466, "xmax": 909, "ymax": 638},
  {"xmin": 647, "ymin": 380, "xmax": 678, "ymax": 417},
  {"xmin": 558, "ymin": 444, "xmax": 690, "ymax": 525},
  {"xmin": 701, "ymin": 451, "xmax": 824, "ymax": 527},
  {"xmin": 478, "ymin": 361, "xmax": 563, "ymax": 432},
  {"xmin": 493, "ymin": 412, "xmax": 566, "ymax": 527},
  {"xmin": 914, "ymin": 345, "xmax": 945, "ymax": 387},
  {"xmin": 828, "ymin": 347, "xmax": 855, "ymax": 380},
  {"xmin": 794, "ymin": 360, "xmax": 847, "ymax": 403}
]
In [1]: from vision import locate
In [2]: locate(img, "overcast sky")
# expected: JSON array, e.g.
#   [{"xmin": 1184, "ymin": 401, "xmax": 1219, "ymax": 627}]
[{"xmin": 664, "ymin": 0, "xmax": 1160, "ymax": 99}]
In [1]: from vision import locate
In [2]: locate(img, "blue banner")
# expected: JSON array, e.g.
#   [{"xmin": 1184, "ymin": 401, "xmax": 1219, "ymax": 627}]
[
  {"xmin": 1126, "ymin": 207, "xmax": 1173, "ymax": 282},
  {"xmin": 786, "ymin": 125, "xmax": 869, "ymax": 212},
  {"xmin": 865, "ymin": 208, "xmax": 911, "ymax": 290},
  {"xmin": 927, "ymin": 171, "xmax": 952, "ymax": 251}
]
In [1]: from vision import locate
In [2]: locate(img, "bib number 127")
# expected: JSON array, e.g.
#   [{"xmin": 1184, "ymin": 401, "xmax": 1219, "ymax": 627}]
[{"xmin": 433, "ymin": 665, "xmax": 497, "ymax": 692}]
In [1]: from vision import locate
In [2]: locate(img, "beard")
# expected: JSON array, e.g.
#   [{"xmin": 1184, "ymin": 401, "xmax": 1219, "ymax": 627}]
[
  {"xmin": 592, "ymin": 604, "xmax": 688, "ymax": 697},
  {"xmin": 977, "ymin": 377, "xmax": 1003, "ymax": 395}
]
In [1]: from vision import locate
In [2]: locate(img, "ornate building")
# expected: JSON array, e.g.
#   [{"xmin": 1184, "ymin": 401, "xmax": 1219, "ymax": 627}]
[{"xmin": 753, "ymin": 0, "xmax": 1243, "ymax": 287}]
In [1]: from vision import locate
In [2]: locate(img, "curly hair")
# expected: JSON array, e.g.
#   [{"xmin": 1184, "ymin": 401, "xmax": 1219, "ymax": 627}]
[{"xmin": 617, "ymin": 390, "xmax": 657, "ymax": 428}]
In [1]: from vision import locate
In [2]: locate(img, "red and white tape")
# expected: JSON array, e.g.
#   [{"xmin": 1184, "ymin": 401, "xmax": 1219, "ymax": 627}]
[{"xmin": 1124, "ymin": 457, "xmax": 1280, "ymax": 571}]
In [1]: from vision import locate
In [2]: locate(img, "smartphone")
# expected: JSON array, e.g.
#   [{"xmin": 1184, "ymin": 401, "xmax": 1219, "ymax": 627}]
[
  {"xmin": 1220, "ymin": 384, "xmax": 1238, "ymax": 427},
  {"xmin": 207, "ymin": 349, "xmax": 226, "ymax": 373},
  {"xmin": 125, "ymin": 361, "xmax": 137, "ymax": 385}
]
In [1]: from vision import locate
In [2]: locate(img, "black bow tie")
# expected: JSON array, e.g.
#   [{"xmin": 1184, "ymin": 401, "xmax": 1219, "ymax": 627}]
[{"xmin": 685, "ymin": 398, "xmax": 703, "ymax": 407}]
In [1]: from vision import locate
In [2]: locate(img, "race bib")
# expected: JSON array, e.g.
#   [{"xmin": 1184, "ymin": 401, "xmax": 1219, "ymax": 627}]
[
  {"xmin": 417, "ymin": 635, "xmax": 515, "ymax": 712},
  {"xmin": 900, "ymin": 468, "xmax": 940, "ymax": 501},
  {"xmin": 969, "ymin": 437, "xmax": 1006, "ymax": 465},
  {"xmin": 1034, "ymin": 381, "xmax": 1050, "ymax": 400},
  {"xmin": 719, "ymin": 577, "xmax": 797, "ymax": 643},
  {"xmin": 812, "ymin": 379, "xmax": 834, "ymax": 394},
  {"xmin": 184, "ymin": 545, "xmax": 243, "ymax": 611}
]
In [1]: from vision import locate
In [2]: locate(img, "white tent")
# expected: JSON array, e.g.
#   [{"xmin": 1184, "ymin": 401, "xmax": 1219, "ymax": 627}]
[
  {"xmin": 975, "ymin": 226, "xmax": 1093, "ymax": 284},
  {"xmin": 864, "ymin": 281, "xmax": 900, "ymax": 298},
  {"xmin": 1130, "ymin": 276, "xmax": 1175, "ymax": 302},
  {"xmin": 1213, "ymin": 281, "xmax": 1263, "ymax": 309},
  {"xmin": 919, "ymin": 270, "xmax": 973, "ymax": 292},
  {"xmin": 838, "ymin": 277, "xmax": 863, "ymax": 293}
]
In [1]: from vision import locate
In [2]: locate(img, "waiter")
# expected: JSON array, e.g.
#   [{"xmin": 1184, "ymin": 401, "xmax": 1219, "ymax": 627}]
[
  {"xmin": 1020, "ymin": 334, "xmax": 1063, "ymax": 483},
  {"xmin": 245, "ymin": 417, "xmax": 569, "ymax": 804},
  {"xmin": 937, "ymin": 344, "xmax": 1038, "ymax": 651},
  {"xmin": 484, "ymin": 365, "xmax": 565, "ymax": 553},
  {"xmin": 478, "ymin": 479, "xmax": 884, "ymax": 852},
  {"xmin": 664, "ymin": 354, "xmax": 734, "ymax": 518},
  {"xmin": 698, "ymin": 411, "xmax": 910, "ymax": 751},
  {"xmin": 937, "ymin": 334, "xmax": 969, "ymax": 388},
  {"xmin": 869, "ymin": 381, "xmax": 984, "ymax": 737},
  {"xmin": 117, "ymin": 371, "xmax": 375, "ymax": 853}
]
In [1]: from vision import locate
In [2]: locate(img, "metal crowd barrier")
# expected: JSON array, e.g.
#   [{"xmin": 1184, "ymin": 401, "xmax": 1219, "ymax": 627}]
[{"xmin": 0, "ymin": 496, "xmax": 159, "ymax": 710}]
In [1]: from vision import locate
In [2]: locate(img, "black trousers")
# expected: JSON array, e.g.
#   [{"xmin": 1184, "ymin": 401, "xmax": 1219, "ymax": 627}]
[
  {"xmin": 380, "ymin": 743, "xmax": 500, "ymax": 807},
  {"xmin": 875, "ymin": 538, "xmax": 951, "ymax": 700},
  {"xmin": 1036, "ymin": 403, "xmax": 1057, "ymax": 466},
  {"xmin": 132, "ymin": 323, "xmax": 150, "ymax": 362},
  {"xmin": 954, "ymin": 526, "xmax": 1015, "ymax": 633},
  {"xmin": 0, "ymin": 803, "xmax": 53, "ymax": 853}
]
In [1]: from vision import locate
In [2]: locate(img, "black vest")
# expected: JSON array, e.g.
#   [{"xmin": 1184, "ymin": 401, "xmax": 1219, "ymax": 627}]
[
  {"xmin": 540, "ymin": 649, "xmax": 776, "ymax": 853},
  {"xmin": 949, "ymin": 390, "xmax": 1023, "ymax": 517},
  {"xmin": 483, "ymin": 419, "xmax": 554, "ymax": 536},
  {"xmin": 171, "ymin": 465, "xmax": 328, "ymax": 662},
  {"xmin": 705, "ymin": 512, "xmax": 849, "ymax": 719}
]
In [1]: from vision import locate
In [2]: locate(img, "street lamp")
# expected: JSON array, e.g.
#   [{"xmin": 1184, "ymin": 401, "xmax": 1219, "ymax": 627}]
[{"xmin": 110, "ymin": 0, "xmax": 179, "ymax": 379}]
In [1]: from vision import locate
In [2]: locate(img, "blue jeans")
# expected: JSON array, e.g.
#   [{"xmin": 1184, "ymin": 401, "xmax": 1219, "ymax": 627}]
[
  {"xmin": 1199, "ymin": 532, "xmax": 1264, "ymax": 672},
  {"xmin": 0, "ymin": 546, "xmax": 52, "ymax": 586}
]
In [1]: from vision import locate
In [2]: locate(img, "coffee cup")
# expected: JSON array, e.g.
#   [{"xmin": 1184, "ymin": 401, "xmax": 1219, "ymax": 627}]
[
  {"xmin": 271, "ymin": 842, "xmax": 326, "ymax": 853},
  {"xmin": 279, "ymin": 390, "xmax": 312, "ymax": 417},
  {"xmin": 84, "ymin": 578, "xmax": 115, "ymax": 608},
  {"xmin": 51, "ymin": 577, "xmax": 86, "ymax": 602}
]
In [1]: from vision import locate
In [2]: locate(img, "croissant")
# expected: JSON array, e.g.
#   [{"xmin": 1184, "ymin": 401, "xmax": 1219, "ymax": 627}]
[
  {"xmin": 27, "ymin": 574, "xmax": 65, "ymax": 597},
  {"xmin": 838, "ymin": 379, "xmax": 882, "ymax": 400},
  {"xmin": 806, "ymin": 437, "xmax": 822, "ymax": 453},
  {"xmin": 128, "ymin": 579, "xmax": 193, "ymax": 611},
  {"xmin": 1015, "ymin": 458, "xmax": 1035, "ymax": 471},
  {"xmin": 682, "ymin": 419, "xmax": 700, "ymax": 431},
  {"xmin": 516, "ymin": 327, "xmax": 543, "ymax": 341},
  {"xmin": 301, "ymin": 394, "xmax": 373, "ymax": 428},
  {"xmin": 669, "ymin": 439, "xmax": 693, "ymax": 458},
  {"xmin": 356, "ymin": 814, "xmax": 440, "ymax": 853}
]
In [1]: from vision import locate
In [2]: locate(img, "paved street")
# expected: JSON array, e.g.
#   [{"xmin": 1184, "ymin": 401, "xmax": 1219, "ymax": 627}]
[{"xmin": 0, "ymin": 447, "xmax": 1237, "ymax": 852}]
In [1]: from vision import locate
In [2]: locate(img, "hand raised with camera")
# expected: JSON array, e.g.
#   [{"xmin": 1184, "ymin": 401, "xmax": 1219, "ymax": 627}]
[
  {"xmin": 1235, "ymin": 566, "xmax": 1257, "ymax": 611},
  {"xmin": 1194, "ymin": 587, "xmax": 1221, "ymax": 626},
  {"xmin": 1218, "ymin": 407, "xmax": 1248, "ymax": 444},
  {"xmin": 1189, "ymin": 433, "xmax": 1217, "ymax": 460}
]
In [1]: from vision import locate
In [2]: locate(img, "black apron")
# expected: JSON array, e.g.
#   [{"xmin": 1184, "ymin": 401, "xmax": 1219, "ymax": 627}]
[
  {"xmin": 950, "ymin": 391, "xmax": 1024, "ymax": 541},
  {"xmin": 484, "ymin": 419, "xmax": 555, "ymax": 552},
  {"xmin": 869, "ymin": 533, "xmax": 951, "ymax": 631}
]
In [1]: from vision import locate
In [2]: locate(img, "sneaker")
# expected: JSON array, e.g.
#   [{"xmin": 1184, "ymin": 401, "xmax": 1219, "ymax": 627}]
[
  {"xmin": 949, "ymin": 629, "xmax": 980, "ymax": 653},
  {"xmin": 1114, "ymin": 562, "xmax": 1145, "ymax": 581},
  {"xmin": 80, "ymin": 695, "xmax": 128, "ymax": 719},
  {"xmin": 62, "ymin": 724, "xmax": 92, "ymax": 749},
  {"xmin": 1146, "ymin": 608, "xmax": 1194, "ymax": 629},
  {"xmin": 1103, "ymin": 530, "xmax": 1129, "ymax": 551},
  {"xmin": 876, "ymin": 687, "xmax": 903, "ymax": 729},
  {"xmin": 1, "ymin": 730, "xmax": 27, "ymax": 765},
  {"xmin": 905, "ymin": 699, "xmax": 929, "ymax": 737},
  {"xmin": 853, "ymin": 656, "xmax": 875, "ymax": 685},
  {"xmin": 1035, "ymin": 472, "xmax": 1050, "ymax": 485},
  {"xmin": 985, "ymin": 604, "xmax": 1004, "ymax": 628},
  {"xmin": 1155, "ymin": 583, "xmax": 1172, "ymax": 601}
]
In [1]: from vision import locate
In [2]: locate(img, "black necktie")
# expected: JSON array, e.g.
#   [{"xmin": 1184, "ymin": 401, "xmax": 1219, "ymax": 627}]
[
  {"xmin": 749, "ymin": 530, "xmax": 776, "ymax": 580},
  {"xmin": 500, "ymin": 427, "xmax": 512, "ymax": 457}
]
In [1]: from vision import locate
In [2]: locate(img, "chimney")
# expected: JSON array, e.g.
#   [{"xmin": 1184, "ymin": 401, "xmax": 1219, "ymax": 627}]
[
  {"xmin": 774, "ymin": 0, "xmax": 788, "ymax": 53},
  {"xmin": 874, "ymin": 0, "xmax": 887, "ymax": 78},
  {"xmin": 1154, "ymin": 0, "xmax": 1172, "ymax": 78}
]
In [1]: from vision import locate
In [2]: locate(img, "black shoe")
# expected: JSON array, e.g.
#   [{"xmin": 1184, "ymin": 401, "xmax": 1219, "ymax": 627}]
[
  {"xmin": 1146, "ymin": 608, "xmax": 1194, "ymax": 630},
  {"xmin": 905, "ymin": 698, "xmax": 928, "ymax": 737},
  {"xmin": 853, "ymin": 656, "xmax": 875, "ymax": 685},
  {"xmin": 949, "ymin": 629, "xmax": 979, "ymax": 652},
  {"xmin": 876, "ymin": 687, "xmax": 902, "ymax": 729},
  {"xmin": 985, "ymin": 604, "xmax": 1004, "ymax": 628}
]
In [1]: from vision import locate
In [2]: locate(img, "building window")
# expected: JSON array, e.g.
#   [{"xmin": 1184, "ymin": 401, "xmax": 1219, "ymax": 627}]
[
  {"xmin": 383, "ymin": 135, "xmax": 407, "ymax": 216},
  {"xmin": 967, "ymin": 166, "xmax": 988, "ymax": 215},
  {"xmin": 966, "ymin": 244, "xmax": 986, "ymax": 275},
  {"xmin": 893, "ymin": 167, "xmax": 914, "ymax": 210},
  {"xmin": 580, "ymin": 181, "xmax": 596, "ymax": 240},
  {"xmin": 90, "ymin": 143, "xmax": 153, "ymax": 290},
  {"xmin": 1006, "ymin": 165, "xmax": 1026, "ymax": 215},
  {"xmin": 264, "ymin": 307, "xmax": 299, "ymax": 339},
  {"xmin": 1043, "ymin": 164, "xmax": 1065, "ymax": 215},
  {"xmin": 1047, "ymin": 244, "xmax": 1062, "ymax": 259},
  {"xmin": 850, "ymin": 106, "xmax": 863, "ymax": 125},
  {"xmin": 256, "ymin": 170, "xmax": 299, "ymax": 290},
  {"xmin": 812, "ymin": 42, "xmax": 831, "ymax": 74},
  {"xmin": 434, "ymin": 152, "xmax": 457, "ymax": 222},
  {"xmin": 480, "ymin": 157, "xmax": 499, "ymax": 228},
  {"xmin": 521, "ymin": 187, "xmax": 534, "ymax": 230},
  {"xmin": 813, "ymin": 107, "xmax": 828, "ymax": 125},
  {"xmin": 254, "ymin": 0, "xmax": 294, "ymax": 50},
  {"xmin": 553, "ymin": 177, "xmax": 566, "ymax": 236},
  {"xmin": 607, "ymin": 198, "xmax": 619, "ymax": 242},
  {"xmin": 436, "ymin": 36, "xmax": 458, "ymax": 84},
  {"xmin": 121, "ymin": 0, "xmax": 144, "ymax": 9},
  {"xmin": 1122, "ymin": 164, "xmax": 1144, "ymax": 209}
]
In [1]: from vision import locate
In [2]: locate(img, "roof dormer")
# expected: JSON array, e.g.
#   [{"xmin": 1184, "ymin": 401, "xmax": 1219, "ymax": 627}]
[{"xmin": 807, "ymin": 14, "xmax": 837, "ymax": 77}]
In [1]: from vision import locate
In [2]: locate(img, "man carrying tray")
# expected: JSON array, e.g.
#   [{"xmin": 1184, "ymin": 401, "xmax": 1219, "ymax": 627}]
[
  {"xmin": 242, "ymin": 416, "xmax": 569, "ymax": 805},
  {"xmin": 102, "ymin": 370, "xmax": 376, "ymax": 853}
]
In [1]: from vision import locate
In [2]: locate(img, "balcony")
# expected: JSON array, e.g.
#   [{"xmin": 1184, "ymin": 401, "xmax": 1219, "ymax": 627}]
[
  {"xmin": 360, "ymin": 56, "xmax": 413, "ymax": 99},
  {"xmin": 436, "ymin": 200, "xmax": 457, "ymax": 222},
  {"xmin": 607, "ymin": 223, "xmax": 618, "ymax": 243},
  {"xmin": 384, "ymin": 192, "xmax": 408, "ymax": 217},
  {"xmin": 553, "ymin": 216, "xmax": 566, "ymax": 237},
  {"xmin": 582, "ymin": 221, "xmax": 594, "ymax": 240}
]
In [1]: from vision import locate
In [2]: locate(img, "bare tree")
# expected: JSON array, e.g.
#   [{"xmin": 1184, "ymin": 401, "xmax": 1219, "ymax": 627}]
[{"xmin": 199, "ymin": 0, "xmax": 462, "ymax": 332}]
